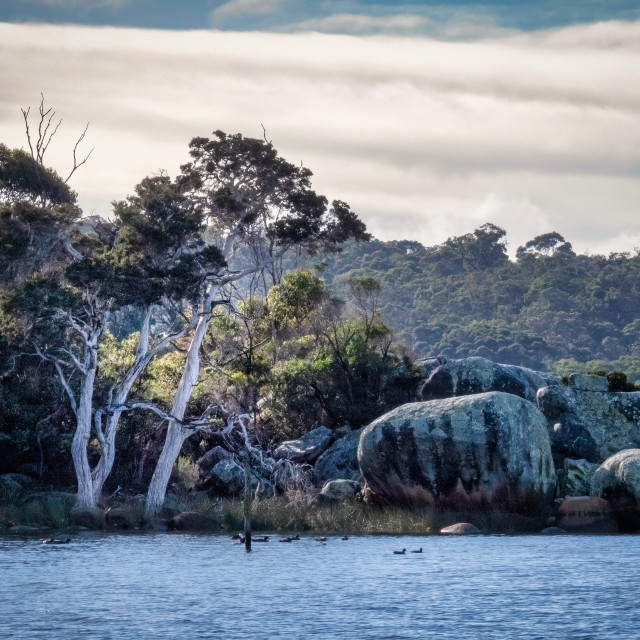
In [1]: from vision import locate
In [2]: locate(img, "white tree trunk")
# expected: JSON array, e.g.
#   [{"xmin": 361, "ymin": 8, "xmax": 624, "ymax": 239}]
[
  {"xmin": 72, "ymin": 364, "xmax": 97, "ymax": 508},
  {"xmin": 90, "ymin": 409, "xmax": 121, "ymax": 505},
  {"xmin": 145, "ymin": 289, "xmax": 217, "ymax": 517}
]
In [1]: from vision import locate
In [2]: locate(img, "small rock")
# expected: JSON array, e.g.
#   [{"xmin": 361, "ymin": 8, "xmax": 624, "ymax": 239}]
[
  {"xmin": 105, "ymin": 507, "xmax": 138, "ymax": 530},
  {"xmin": 440, "ymin": 523, "xmax": 481, "ymax": 535},
  {"xmin": 70, "ymin": 506, "xmax": 105, "ymax": 530}
]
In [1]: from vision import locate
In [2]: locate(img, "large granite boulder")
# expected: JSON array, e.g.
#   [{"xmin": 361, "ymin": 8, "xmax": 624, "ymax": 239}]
[
  {"xmin": 590, "ymin": 449, "xmax": 640, "ymax": 531},
  {"xmin": 420, "ymin": 356, "xmax": 559, "ymax": 403},
  {"xmin": 273, "ymin": 426, "xmax": 333, "ymax": 464},
  {"xmin": 358, "ymin": 391, "xmax": 556, "ymax": 512},
  {"xmin": 536, "ymin": 382, "xmax": 640, "ymax": 464},
  {"xmin": 314, "ymin": 427, "xmax": 365, "ymax": 484}
]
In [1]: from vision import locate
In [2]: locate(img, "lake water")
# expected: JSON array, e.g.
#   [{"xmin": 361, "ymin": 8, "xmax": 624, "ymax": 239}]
[{"xmin": 1, "ymin": 532, "xmax": 639, "ymax": 639}]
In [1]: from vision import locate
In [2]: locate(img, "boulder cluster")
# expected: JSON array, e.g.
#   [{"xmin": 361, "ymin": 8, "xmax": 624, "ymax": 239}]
[{"xmin": 191, "ymin": 356, "xmax": 640, "ymax": 531}]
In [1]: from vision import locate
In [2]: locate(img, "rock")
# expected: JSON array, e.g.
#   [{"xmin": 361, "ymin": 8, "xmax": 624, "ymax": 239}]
[
  {"xmin": 417, "ymin": 355, "xmax": 447, "ymax": 379},
  {"xmin": 317, "ymin": 479, "xmax": 362, "ymax": 504},
  {"xmin": 358, "ymin": 392, "xmax": 556, "ymax": 512},
  {"xmin": 540, "ymin": 526, "xmax": 567, "ymax": 535},
  {"xmin": 440, "ymin": 523, "xmax": 480, "ymax": 535},
  {"xmin": 556, "ymin": 496, "xmax": 618, "ymax": 533},
  {"xmin": 563, "ymin": 458, "xmax": 599, "ymax": 496},
  {"xmin": 198, "ymin": 459, "xmax": 271, "ymax": 498},
  {"xmin": 70, "ymin": 506, "xmax": 105, "ymax": 530},
  {"xmin": 273, "ymin": 426, "xmax": 333, "ymax": 464},
  {"xmin": 536, "ymin": 385, "xmax": 640, "ymax": 464},
  {"xmin": 169, "ymin": 511, "xmax": 217, "ymax": 531},
  {"xmin": 199, "ymin": 459, "xmax": 245, "ymax": 496},
  {"xmin": 420, "ymin": 357, "xmax": 559, "ymax": 403},
  {"xmin": 590, "ymin": 449, "xmax": 640, "ymax": 532},
  {"xmin": 568, "ymin": 373, "xmax": 609, "ymax": 392},
  {"xmin": 105, "ymin": 507, "xmax": 139, "ymax": 530},
  {"xmin": 314, "ymin": 427, "xmax": 365, "ymax": 484},
  {"xmin": 196, "ymin": 446, "xmax": 232, "ymax": 479}
]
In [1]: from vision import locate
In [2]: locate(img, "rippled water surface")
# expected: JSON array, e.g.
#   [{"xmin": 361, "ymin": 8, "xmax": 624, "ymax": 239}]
[{"xmin": 1, "ymin": 532, "xmax": 639, "ymax": 639}]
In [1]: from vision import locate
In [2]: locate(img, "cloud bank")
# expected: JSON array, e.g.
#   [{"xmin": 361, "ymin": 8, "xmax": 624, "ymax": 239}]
[{"xmin": 0, "ymin": 21, "xmax": 639, "ymax": 254}]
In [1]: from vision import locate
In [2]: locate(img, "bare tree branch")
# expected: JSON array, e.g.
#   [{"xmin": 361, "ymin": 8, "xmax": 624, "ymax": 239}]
[{"xmin": 65, "ymin": 122, "xmax": 94, "ymax": 183}]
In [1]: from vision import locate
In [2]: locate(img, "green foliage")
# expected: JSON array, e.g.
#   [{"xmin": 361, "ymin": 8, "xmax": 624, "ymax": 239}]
[{"xmin": 313, "ymin": 225, "xmax": 640, "ymax": 373}]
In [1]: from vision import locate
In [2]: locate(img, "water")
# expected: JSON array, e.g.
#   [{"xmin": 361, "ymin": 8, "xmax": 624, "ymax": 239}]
[{"xmin": 1, "ymin": 532, "xmax": 639, "ymax": 639}]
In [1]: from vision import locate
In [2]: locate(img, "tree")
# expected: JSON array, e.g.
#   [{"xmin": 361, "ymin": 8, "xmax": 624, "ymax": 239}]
[{"xmin": 144, "ymin": 131, "xmax": 369, "ymax": 516}]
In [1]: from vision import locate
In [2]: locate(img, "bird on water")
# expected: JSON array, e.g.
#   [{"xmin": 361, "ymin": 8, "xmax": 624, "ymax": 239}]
[
  {"xmin": 411, "ymin": 548, "xmax": 423, "ymax": 553},
  {"xmin": 393, "ymin": 548, "xmax": 406, "ymax": 555}
]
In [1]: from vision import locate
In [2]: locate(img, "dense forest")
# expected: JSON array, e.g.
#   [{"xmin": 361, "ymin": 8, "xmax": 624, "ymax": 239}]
[{"xmin": 314, "ymin": 224, "xmax": 640, "ymax": 381}]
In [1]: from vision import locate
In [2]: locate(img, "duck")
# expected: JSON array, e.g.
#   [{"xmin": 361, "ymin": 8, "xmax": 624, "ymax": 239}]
[
  {"xmin": 314, "ymin": 537, "xmax": 327, "ymax": 542},
  {"xmin": 290, "ymin": 534, "xmax": 300, "ymax": 540},
  {"xmin": 279, "ymin": 537, "xmax": 293, "ymax": 543},
  {"xmin": 230, "ymin": 533, "xmax": 245, "ymax": 544},
  {"xmin": 393, "ymin": 548, "xmax": 406, "ymax": 555},
  {"xmin": 341, "ymin": 536, "xmax": 349, "ymax": 541},
  {"xmin": 42, "ymin": 538, "xmax": 71, "ymax": 545},
  {"xmin": 411, "ymin": 548, "xmax": 423, "ymax": 554},
  {"xmin": 253, "ymin": 536, "xmax": 270, "ymax": 542}
]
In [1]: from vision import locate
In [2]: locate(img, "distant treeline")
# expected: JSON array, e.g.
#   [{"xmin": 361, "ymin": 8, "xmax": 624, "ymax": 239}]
[{"xmin": 313, "ymin": 224, "xmax": 640, "ymax": 381}]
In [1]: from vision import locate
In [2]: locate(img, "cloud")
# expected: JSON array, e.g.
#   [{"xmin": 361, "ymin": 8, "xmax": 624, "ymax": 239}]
[
  {"xmin": 284, "ymin": 13, "xmax": 433, "ymax": 36},
  {"xmin": 0, "ymin": 21, "xmax": 639, "ymax": 255},
  {"xmin": 22, "ymin": 0, "xmax": 131, "ymax": 8},
  {"xmin": 210, "ymin": 0, "xmax": 288, "ymax": 26}
]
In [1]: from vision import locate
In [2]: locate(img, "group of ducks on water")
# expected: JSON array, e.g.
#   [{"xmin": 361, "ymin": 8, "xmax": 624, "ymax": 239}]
[
  {"xmin": 230, "ymin": 534, "xmax": 420, "ymax": 553},
  {"xmin": 231, "ymin": 533, "xmax": 350, "ymax": 544}
]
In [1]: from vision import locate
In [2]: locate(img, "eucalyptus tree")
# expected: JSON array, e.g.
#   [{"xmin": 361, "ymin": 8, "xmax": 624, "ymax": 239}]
[
  {"xmin": 144, "ymin": 130, "xmax": 369, "ymax": 516},
  {"xmin": 1, "ymin": 145, "xmax": 220, "ymax": 507}
]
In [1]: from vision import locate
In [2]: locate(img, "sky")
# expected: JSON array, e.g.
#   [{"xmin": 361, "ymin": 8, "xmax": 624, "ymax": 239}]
[{"xmin": 1, "ymin": 1, "xmax": 639, "ymax": 255}]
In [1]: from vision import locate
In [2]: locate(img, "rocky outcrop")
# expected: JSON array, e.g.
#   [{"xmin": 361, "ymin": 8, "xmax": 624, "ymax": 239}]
[
  {"xmin": 561, "ymin": 458, "xmax": 599, "ymax": 496},
  {"xmin": 314, "ymin": 427, "xmax": 365, "ymax": 485},
  {"xmin": 70, "ymin": 506, "xmax": 105, "ymax": 530},
  {"xmin": 358, "ymin": 392, "xmax": 556, "ymax": 512},
  {"xmin": 273, "ymin": 426, "xmax": 333, "ymax": 464},
  {"xmin": 590, "ymin": 449, "xmax": 640, "ymax": 531},
  {"xmin": 317, "ymin": 479, "xmax": 362, "ymax": 504},
  {"xmin": 420, "ymin": 357, "xmax": 559, "ymax": 403},
  {"xmin": 555, "ymin": 496, "xmax": 618, "ymax": 533},
  {"xmin": 536, "ymin": 383, "xmax": 640, "ymax": 464}
]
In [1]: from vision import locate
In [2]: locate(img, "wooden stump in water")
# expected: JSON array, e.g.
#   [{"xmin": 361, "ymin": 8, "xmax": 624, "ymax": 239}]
[{"xmin": 244, "ymin": 461, "xmax": 252, "ymax": 552}]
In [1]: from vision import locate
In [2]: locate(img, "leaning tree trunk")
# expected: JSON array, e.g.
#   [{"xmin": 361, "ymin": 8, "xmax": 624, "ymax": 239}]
[
  {"xmin": 145, "ymin": 289, "xmax": 216, "ymax": 517},
  {"xmin": 72, "ymin": 364, "xmax": 98, "ymax": 508},
  {"xmin": 90, "ymin": 409, "xmax": 122, "ymax": 505}
]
